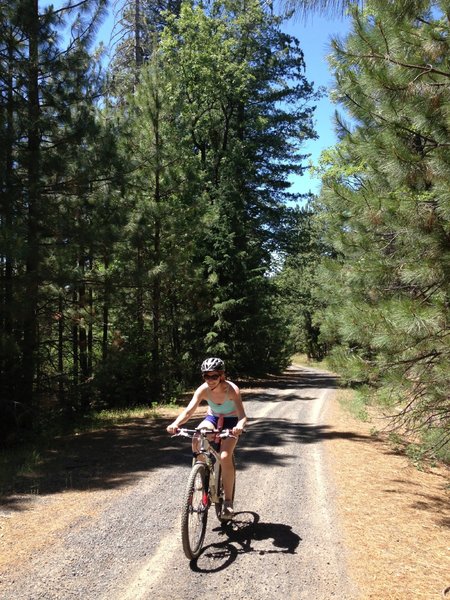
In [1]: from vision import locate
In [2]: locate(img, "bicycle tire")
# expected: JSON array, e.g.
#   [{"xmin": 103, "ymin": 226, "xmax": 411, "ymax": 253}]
[
  {"xmin": 214, "ymin": 455, "xmax": 236, "ymax": 521},
  {"xmin": 181, "ymin": 462, "xmax": 209, "ymax": 559}
]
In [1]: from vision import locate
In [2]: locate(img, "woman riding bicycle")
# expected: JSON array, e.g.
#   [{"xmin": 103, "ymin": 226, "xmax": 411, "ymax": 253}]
[{"xmin": 167, "ymin": 357, "xmax": 247, "ymax": 518}]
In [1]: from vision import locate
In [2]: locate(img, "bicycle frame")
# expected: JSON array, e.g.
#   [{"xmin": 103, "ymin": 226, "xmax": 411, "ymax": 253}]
[
  {"xmin": 193, "ymin": 430, "xmax": 223, "ymax": 503},
  {"xmin": 176, "ymin": 428, "xmax": 231, "ymax": 504},
  {"xmin": 174, "ymin": 427, "xmax": 239, "ymax": 559}
]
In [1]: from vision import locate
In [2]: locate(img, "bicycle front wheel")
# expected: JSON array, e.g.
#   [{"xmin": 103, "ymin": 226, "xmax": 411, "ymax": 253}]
[{"xmin": 181, "ymin": 462, "xmax": 209, "ymax": 559}]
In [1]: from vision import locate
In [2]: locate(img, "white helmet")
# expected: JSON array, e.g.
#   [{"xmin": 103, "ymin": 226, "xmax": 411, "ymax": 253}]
[{"xmin": 200, "ymin": 357, "xmax": 225, "ymax": 373}]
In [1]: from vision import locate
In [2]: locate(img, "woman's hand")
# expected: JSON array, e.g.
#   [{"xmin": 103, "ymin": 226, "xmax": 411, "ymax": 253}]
[
  {"xmin": 167, "ymin": 423, "xmax": 179, "ymax": 434},
  {"xmin": 232, "ymin": 420, "xmax": 246, "ymax": 436}
]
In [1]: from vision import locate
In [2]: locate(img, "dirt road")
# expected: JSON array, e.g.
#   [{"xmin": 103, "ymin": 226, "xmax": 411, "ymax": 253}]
[{"xmin": 0, "ymin": 366, "xmax": 357, "ymax": 599}]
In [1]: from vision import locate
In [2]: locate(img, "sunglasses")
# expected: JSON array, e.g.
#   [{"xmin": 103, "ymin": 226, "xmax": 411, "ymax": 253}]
[{"xmin": 203, "ymin": 373, "xmax": 221, "ymax": 381}]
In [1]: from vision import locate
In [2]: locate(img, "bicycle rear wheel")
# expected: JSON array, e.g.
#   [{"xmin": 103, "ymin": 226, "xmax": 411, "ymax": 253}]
[{"xmin": 181, "ymin": 462, "xmax": 209, "ymax": 559}]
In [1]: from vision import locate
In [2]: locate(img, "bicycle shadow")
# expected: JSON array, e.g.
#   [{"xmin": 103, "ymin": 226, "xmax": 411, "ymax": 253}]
[{"xmin": 190, "ymin": 511, "xmax": 301, "ymax": 572}]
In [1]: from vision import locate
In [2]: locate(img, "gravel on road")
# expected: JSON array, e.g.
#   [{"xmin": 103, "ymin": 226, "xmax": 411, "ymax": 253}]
[{"xmin": 0, "ymin": 366, "xmax": 357, "ymax": 600}]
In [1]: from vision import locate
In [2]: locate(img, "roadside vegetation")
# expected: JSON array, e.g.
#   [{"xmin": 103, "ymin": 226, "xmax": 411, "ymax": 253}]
[
  {"xmin": 285, "ymin": 1, "xmax": 449, "ymax": 462},
  {"xmin": 0, "ymin": 1, "xmax": 448, "ymax": 465},
  {"xmin": 294, "ymin": 354, "xmax": 450, "ymax": 467},
  {"xmin": 0, "ymin": 0, "xmax": 316, "ymax": 447},
  {"xmin": 0, "ymin": 402, "xmax": 183, "ymax": 494}
]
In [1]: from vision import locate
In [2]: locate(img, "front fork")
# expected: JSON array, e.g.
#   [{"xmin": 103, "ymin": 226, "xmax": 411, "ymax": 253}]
[{"xmin": 192, "ymin": 454, "xmax": 221, "ymax": 504}]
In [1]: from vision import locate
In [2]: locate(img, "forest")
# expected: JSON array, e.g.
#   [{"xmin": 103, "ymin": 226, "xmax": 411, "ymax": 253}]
[{"xmin": 0, "ymin": 0, "xmax": 448, "ymax": 456}]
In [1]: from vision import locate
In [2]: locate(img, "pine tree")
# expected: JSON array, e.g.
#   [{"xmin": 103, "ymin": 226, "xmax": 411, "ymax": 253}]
[
  {"xmin": 314, "ymin": 0, "xmax": 450, "ymax": 450},
  {"xmin": 275, "ymin": 206, "xmax": 330, "ymax": 360},
  {"xmin": 160, "ymin": 0, "xmax": 318, "ymax": 374},
  {"xmin": 283, "ymin": 0, "xmax": 363, "ymax": 16},
  {"xmin": 0, "ymin": 0, "xmax": 109, "ymax": 437},
  {"xmin": 109, "ymin": 0, "xmax": 181, "ymax": 93}
]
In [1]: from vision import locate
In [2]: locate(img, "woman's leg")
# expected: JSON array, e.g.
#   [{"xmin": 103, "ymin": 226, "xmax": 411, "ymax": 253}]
[
  {"xmin": 220, "ymin": 436, "xmax": 238, "ymax": 502},
  {"xmin": 192, "ymin": 419, "xmax": 214, "ymax": 456}
]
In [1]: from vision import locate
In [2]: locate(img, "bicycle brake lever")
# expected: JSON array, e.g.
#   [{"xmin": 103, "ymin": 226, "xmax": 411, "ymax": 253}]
[
  {"xmin": 171, "ymin": 429, "xmax": 188, "ymax": 438},
  {"xmin": 219, "ymin": 429, "xmax": 237, "ymax": 439}
]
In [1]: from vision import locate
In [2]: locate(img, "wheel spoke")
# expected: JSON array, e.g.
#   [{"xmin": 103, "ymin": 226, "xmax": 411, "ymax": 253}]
[{"xmin": 181, "ymin": 463, "xmax": 209, "ymax": 559}]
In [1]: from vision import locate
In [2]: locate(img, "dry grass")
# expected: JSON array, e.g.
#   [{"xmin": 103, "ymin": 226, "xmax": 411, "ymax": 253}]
[{"xmin": 324, "ymin": 390, "xmax": 450, "ymax": 600}]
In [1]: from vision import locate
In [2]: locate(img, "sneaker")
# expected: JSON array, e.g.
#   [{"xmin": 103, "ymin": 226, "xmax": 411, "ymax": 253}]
[{"xmin": 222, "ymin": 500, "xmax": 234, "ymax": 519}]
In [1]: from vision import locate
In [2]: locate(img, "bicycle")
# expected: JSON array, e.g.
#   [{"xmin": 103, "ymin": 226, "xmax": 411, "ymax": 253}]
[{"xmin": 172, "ymin": 427, "xmax": 237, "ymax": 560}]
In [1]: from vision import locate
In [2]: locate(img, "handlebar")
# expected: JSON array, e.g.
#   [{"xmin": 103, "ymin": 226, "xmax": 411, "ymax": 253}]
[{"xmin": 171, "ymin": 427, "xmax": 241, "ymax": 439}]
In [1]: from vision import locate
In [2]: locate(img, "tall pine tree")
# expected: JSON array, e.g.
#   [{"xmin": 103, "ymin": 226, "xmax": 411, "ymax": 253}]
[
  {"xmin": 314, "ymin": 0, "xmax": 450, "ymax": 449},
  {"xmin": 0, "ymin": 0, "xmax": 109, "ymax": 437},
  {"xmin": 160, "ymin": 0, "xmax": 318, "ymax": 374}
]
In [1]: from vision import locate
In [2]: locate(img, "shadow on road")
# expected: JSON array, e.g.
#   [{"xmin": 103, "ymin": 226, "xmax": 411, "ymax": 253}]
[
  {"xmin": 238, "ymin": 365, "xmax": 339, "ymax": 397},
  {"xmin": 0, "ymin": 417, "xmax": 184, "ymax": 509},
  {"xmin": 237, "ymin": 418, "xmax": 370, "ymax": 471},
  {"xmin": 0, "ymin": 366, "xmax": 366, "ymax": 511},
  {"xmin": 190, "ymin": 511, "xmax": 302, "ymax": 573}
]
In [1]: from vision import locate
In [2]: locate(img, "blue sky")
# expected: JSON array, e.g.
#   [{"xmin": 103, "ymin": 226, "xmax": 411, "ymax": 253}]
[{"xmin": 283, "ymin": 13, "xmax": 351, "ymax": 195}]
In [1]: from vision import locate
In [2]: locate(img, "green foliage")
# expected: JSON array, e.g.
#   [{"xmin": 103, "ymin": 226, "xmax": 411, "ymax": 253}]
[
  {"xmin": 154, "ymin": 0, "xmax": 318, "ymax": 375},
  {"xmin": 274, "ymin": 206, "xmax": 330, "ymax": 360},
  {"xmin": 0, "ymin": 0, "xmax": 113, "ymax": 435},
  {"xmin": 312, "ymin": 0, "xmax": 450, "ymax": 453},
  {"xmin": 344, "ymin": 387, "xmax": 370, "ymax": 421},
  {"xmin": 1, "ymin": 0, "xmax": 320, "ymax": 443}
]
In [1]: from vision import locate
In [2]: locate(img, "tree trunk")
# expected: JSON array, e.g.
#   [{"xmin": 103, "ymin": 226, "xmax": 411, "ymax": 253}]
[
  {"xmin": 88, "ymin": 283, "xmax": 93, "ymax": 374},
  {"xmin": 0, "ymin": 34, "xmax": 16, "ymax": 410},
  {"xmin": 58, "ymin": 292, "xmax": 65, "ymax": 404},
  {"xmin": 78, "ymin": 257, "xmax": 88, "ymax": 379},
  {"xmin": 151, "ymin": 86, "xmax": 162, "ymax": 400},
  {"xmin": 135, "ymin": 0, "xmax": 142, "ymax": 85},
  {"xmin": 20, "ymin": 0, "xmax": 41, "ymax": 420},
  {"xmin": 72, "ymin": 289, "xmax": 79, "ymax": 387},
  {"xmin": 102, "ymin": 255, "xmax": 110, "ymax": 361}
]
